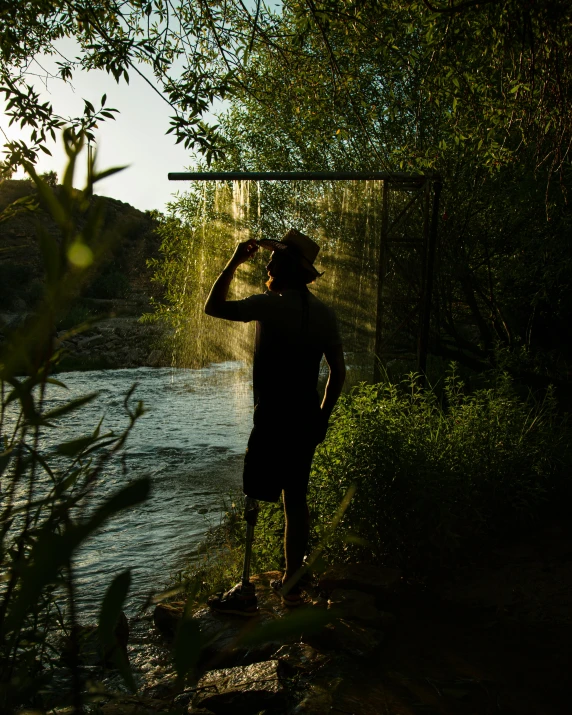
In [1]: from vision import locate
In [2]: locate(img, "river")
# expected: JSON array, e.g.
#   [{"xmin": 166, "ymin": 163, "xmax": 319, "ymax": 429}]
[{"xmin": 36, "ymin": 363, "xmax": 253, "ymax": 617}]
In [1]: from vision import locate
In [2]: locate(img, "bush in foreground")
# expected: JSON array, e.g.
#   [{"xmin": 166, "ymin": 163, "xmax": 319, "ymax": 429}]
[
  {"xmin": 182, "ymin": 370, "xmax": 570, "ymax": 593},
  {"xmin": 309, "ymin": 371, "xmax": 569, "ymax": 576}
]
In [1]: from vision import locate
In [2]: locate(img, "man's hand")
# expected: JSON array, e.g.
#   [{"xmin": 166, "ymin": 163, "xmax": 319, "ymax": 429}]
[
  {"xmin": 205, "ymin": 239, "xmax": 259, "ymax": 318},
  {"xmin": 229, "ymin": 239, "xmax": 259, "ymax": 268}
]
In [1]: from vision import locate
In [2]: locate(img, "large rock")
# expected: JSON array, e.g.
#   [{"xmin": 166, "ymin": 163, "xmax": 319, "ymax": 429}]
[
  {"xmin": 290, "ymin": 683, "xmax": 336, "ymax": 714},
  {"xmin": 153, "ymin": 601, "xmax": 185, "ymax": 636},
  {"xmin": 272, "ymin": 642, "xmax": 328, "ymax": 675},
  {"xmin": 153, "ymin": 573, "xmax": 301, "ymax": 670},
  {"xmin": 192, "ymin": 659, "xmax": 288, "ymax": 714},
  {"xmin": 318, "ymin": 564, "xmax": 401, "ymax": 601},
  {"xmin": 79, "ymin": 333, "xmax": 106, "ymax": 348}
]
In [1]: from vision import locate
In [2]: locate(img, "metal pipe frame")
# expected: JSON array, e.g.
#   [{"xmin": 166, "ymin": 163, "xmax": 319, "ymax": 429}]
[{"xmin": 168, "ymin": 171, "xmax": 440, "ymax": 183}]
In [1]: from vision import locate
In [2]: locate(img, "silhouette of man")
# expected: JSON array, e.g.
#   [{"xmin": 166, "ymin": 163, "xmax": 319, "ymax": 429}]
[{"xmin": 205, "ymin": 228, "xmax": 346, "ymax": 613}]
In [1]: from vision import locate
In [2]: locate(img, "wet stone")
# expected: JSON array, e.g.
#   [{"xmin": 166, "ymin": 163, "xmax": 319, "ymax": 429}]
[
  {"xmin": 142, "ymin": 671, "xmax": 179, "ymax": 700},
  {"xmin": 327, "ymin": 588, "xmax": 380, "ymax": 624},
  {"xmin": 290, "ymin": 682, "xmax": 341, "ymax": 714},
  {"xmin": 153, "ymin": 601, "xmax": 185, "ymax": 637},
  {"xmin": 272, "ymin": 642, "xmax": 328, "ymax": 675},
  {"xmin": 154, "ymin": 573, "xmax": 303, "ymax": 671},
  {"xmin": 192, "ymin": 659, "xmax": 288, "ymax": 714}
]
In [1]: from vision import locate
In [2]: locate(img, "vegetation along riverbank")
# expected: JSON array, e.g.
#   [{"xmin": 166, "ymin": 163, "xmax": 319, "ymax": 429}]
[{"xmin": 2, "ymin": 0, "xmax": 572, "ymax": 712}]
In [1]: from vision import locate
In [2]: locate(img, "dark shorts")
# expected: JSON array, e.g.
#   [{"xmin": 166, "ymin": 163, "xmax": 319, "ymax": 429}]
[{"xmin": 242, "ymin": 404, "xmax": 320, "ymax": 503}]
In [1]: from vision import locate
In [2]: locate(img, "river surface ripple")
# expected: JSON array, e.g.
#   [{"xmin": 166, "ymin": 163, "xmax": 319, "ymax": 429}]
[{"xmin": 38, "ymin": 363, "xmax": 252, "ymax": 617}]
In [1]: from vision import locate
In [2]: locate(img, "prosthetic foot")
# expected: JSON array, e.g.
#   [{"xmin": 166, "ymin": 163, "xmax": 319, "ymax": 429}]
[{"xmin": 207, "ymin": 497, "xmax": 260, "ymax": 616}]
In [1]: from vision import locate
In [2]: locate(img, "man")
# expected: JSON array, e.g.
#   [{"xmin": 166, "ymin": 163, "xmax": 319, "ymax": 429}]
[{"xmin": 204, "ymin": 228, "xmax": 346, "ymax": 613}]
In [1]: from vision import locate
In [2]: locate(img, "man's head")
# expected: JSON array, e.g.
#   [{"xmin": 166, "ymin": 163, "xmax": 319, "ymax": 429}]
[{"xmin": 258, "ymin": 228, "xmax": 322, "ymax": 293}]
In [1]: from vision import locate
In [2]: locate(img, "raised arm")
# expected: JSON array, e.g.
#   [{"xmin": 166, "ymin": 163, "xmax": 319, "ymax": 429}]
[
  {"xmin": 204, "ymin": 239, "xmax": 258, "ymax": 319},
  {"xmin": 317, "ymin": 343, "xmax": 346, "ymax": 442}
]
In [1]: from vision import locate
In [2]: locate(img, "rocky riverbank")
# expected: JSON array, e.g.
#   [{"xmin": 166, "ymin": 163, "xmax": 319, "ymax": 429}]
[
  {"xmin": 0, "ymin": 299, "xmax": 171, "ymax": 371},
  {"xmin": 66, "ymin": 518, "xmax": 572, "ymax": 715},
  {"xmin": 55, "ymin": 313, "xmax": 169, "ymax": 371}
]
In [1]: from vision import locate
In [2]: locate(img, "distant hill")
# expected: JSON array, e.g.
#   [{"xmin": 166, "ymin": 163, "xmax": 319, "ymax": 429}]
[
  {"xmin": 0, "ymin": 179, "xmax": 163, "ymax": 314},
  {"xmin": 0, "ymin": 179, "xmax": 172, "ymax": 370}
]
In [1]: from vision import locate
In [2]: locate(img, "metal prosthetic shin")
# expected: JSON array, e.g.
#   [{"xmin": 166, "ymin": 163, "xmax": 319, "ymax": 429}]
[{"xmin": 241, "ymin": 497, "xmax": 260, "ymax": 591}]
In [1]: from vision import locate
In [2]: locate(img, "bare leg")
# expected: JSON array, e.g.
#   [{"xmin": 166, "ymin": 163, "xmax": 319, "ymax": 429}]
[
  {"xmin": 282, "ymin": 490, "xmax": 309, "ymax": 584},
  {"xmin": 241, "ymin": 497, "xmax": 259, "ymax": 591}
]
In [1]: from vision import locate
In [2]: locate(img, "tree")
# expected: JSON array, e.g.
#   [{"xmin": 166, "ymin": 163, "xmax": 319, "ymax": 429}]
[
  {"xmin": 0, "ymin": 0, "xmax": 254, "ymax": 170},
  {"xmin": 3, "ymin": 2, "xmax": 570, "ymax": 180},
  {"xmin": 161, "ymin": 0, "xmax": 572, "ymax": 378},
  {"xmin": 0, "ymin": 159, "xmax": 13, "ymax": 179},
  {"xmin": 41, "ymin": 169, "xmax": 58, "ymax": 186}
]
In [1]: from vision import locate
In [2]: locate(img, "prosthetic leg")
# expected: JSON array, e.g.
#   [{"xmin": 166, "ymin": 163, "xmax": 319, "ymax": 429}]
[
  {"xmin": 240, "ymin": 497, "xmax": 260, "ymax": 594},
  {"xmin": 206, "ymin": 496, "xmax": 260, "ymax": 616}
]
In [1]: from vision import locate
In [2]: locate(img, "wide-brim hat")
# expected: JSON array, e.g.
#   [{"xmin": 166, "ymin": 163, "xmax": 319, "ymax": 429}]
[{"xmin": 257, "ymin": 228, "xmax": 323, "ymax": 279}]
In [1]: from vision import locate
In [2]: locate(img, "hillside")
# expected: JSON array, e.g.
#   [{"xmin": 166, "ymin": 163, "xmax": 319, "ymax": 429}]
[{"xmin": 0, "ymin": 179, "xmax": 169, "ymax": 370}]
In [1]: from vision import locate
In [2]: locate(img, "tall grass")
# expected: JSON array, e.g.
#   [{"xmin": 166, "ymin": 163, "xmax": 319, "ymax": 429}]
[{"xmin": 0, "ymin": 131, "xmax": 149, "ymax": 713}]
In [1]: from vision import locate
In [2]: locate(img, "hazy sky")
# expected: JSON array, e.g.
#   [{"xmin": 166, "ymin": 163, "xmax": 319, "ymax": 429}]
[{"xmin": 1, "ymin": 39, "xmax": 212, "ymax": 214}]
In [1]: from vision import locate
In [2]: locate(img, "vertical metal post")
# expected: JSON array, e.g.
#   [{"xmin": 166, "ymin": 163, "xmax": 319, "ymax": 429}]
[
  {"xmin": 417, "ymin": 180, "xmax": 442, "ymax": 380},
  {"xmin": 373, "ymin": 180, "xmax": 390, "ymax": 382}
]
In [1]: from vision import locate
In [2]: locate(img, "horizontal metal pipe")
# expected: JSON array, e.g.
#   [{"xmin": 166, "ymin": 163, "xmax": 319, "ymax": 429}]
[{"xmin": 168, "ymin": 171, "xmax": 440, "ymax": 182}]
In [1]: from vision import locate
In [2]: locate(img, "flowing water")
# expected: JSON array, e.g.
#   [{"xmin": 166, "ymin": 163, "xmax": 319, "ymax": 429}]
[{"xmin": 29, "ymin": 364, "xmax": 254, "ymax": 617}]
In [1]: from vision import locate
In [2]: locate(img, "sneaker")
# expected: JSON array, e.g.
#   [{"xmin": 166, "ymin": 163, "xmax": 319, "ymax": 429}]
[
  {"xmin": 207, "ymin": 583, "xmax": 258, "ymax": 617},
  {"xmin": 271, "ymin": 578, "xmax": 303, "ymax": 608}
]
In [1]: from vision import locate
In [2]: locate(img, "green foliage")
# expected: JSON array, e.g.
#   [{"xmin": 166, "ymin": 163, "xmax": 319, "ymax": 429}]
[
  {"xmin": 5, "ymin": 1, "xmax": 570, "ymax": 177},
  {"xmin": 0, "ymin": 160, "xmax": 13, "ymax": 179},
  {"xmin": 0, "ymin": 132, "xmax": 149, "ymax": 713},
  {"xmin": 40, "ymin": 170, "xmax": 58, "ymax": 188},
  {"xmin": 184, "ymin": 370, "xmax": 570, "ymax": 593},
  {"xmin": 308, "ymin": 370, "xmax": 569, "ymax": 574}
]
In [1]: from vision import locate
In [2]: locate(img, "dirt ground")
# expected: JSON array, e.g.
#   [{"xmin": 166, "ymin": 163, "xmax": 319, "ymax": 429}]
[{"xmin": 335, "ymin": 519, "xmax": 572, "ymax": 715}]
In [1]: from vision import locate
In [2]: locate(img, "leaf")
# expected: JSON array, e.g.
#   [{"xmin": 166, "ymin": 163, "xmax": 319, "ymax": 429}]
[
  {"xmin": 45, "ymin": 377, "xmax": 68, "ymax": 388},
  {"xmin": 84, "ymin": 478, "xmax": 151, "ymax": 535},
  {"xmin": 0, "ymin": 449, "xmax": 13, "ymax": 478},
  {"xmin": 99, "ymin": 570, "xmax": 130, "ymax": 646},
  {"xmin": 91, "ymin": 165, "xmax": 127, "ymax": 184},
  {"xmin": 173, "ymin": 616, "xmax": 202, "ymax": 680},
  {"xmin": 5, "ymin": 478, "xmax": 150, "ymax": 635},
  {"xmin": 42, "ymin": 393, "xmax": 98, "ymax": 421},
  {"xmin": 98, "ymin": 571, "xmax": 136, "ymax": 692},
  {"xmin": 31, "ymin": 169, "xmax": 68, "ymax": 228},
  {"xmin": 55, "ymin": 435, "xmax": 95, "ymax": 457}
]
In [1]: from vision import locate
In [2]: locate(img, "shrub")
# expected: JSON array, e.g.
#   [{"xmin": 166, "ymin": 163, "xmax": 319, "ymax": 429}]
[
  {"xmin": 308, "ymin": 371, "xmax": 569, "ymax": 576},
  {"xmin": 177, "ymin": 370, "xmax": 569, "ymax": 595}
]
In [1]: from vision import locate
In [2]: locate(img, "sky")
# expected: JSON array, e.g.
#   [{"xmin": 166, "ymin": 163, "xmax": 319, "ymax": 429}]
[{"xmin": 1, "ymin": 39, "xmax": 211, "ymax": 214}]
